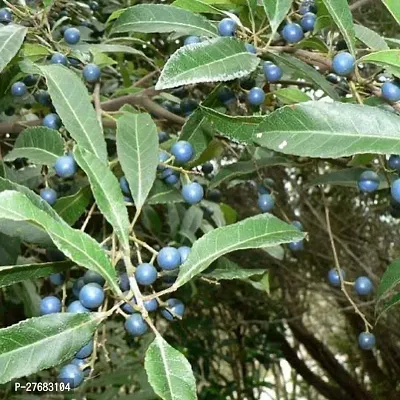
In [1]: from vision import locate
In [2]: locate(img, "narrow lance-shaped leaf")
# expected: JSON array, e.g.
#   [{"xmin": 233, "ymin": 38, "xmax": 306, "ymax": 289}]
[
  {"xmin": 117, "ymin": 113, "xmax": 159, "ymax": 211},
  {"xmin": 4, "ymin": 127, "xmax": 65, "ymax": 166},
  {"xmin": 156, "ymin": 37, "xmax": 260, "ymax": 90},
  {"xmin": 253, "ymin": 101, "xmax": 400, "ymax": 158},
  {"xmin": 359, "ymin": 50, "xmax": 400, "ymax": 79},
  {"xmin": 0, "ymin": 191, "xmax": 120, "ymax": 294},
  {"xmin": 376, "ymin": 259, "xmax": 400, "ymax": 299},
  {"xmin": 262, "ymin": 0, "xmax": 293, "ymax": 34},
  {"xmin": 0, "ymin": 24, "xmax": 27, "ymax": 73},
  {"xmin": 0, "ymin": 260, "xmax": 72, "ymax": 288},
  {"xmin": 145, "ymin": 333, "xmax": 197, "ymax": 400},
  {"xmin": 321, "ymin": 0, "xmax": 356, "ymax": 55},
  {"xmin": 171, "ymin": 0, "xmax": 222, "ymax": 14},
  {"xmin": 0, "ymin": 233, "xmax": 20, "ymax": 266},
  {"xmin": 174, "ymin": 213, "xmax": 304, "ymax": 288},
  {"xmin": 0, "ymin": 313, "xmax": 105, "ymax": 384},
  {"xmin": 354, "ymin": 24, "xmax": 389, "ymax": 51},
  {"xmin": 111, "ymin": 4, "xmax": 218, "ymax": 38},
  {"xmin": 74, "ymin": 146, "xmax": 130, "ymax": 250},
  {"xmin": 382, "ymin": 0, "xmax": 400, "ymax": 25},
  {"xmin": 39, "ymin": 65, "xmax": 107, "ymax": 162},
  {"xmin": 147, "ymin": 180, "xmax": 184, "ymax": 205}
]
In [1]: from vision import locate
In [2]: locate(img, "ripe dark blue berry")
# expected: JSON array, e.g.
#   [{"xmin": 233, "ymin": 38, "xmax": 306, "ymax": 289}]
[
  {"xmin": 144, "ymin": 298, "xmax": 158, "ymax": 312},
  {"xmin": 0, "ymin": 8, "xmax": 12, "ymax": 23},
  {"xmin": 71, "ymin": 358, "xmax": 90, "ymax": 376},
  {"xmin": 83, "ymin": 270, "xmax": 105, "ymax": 286},
  {"xmin": 354, "ymin": 276, "xmax": 373, "ymax": 295},
  {"xmin": 218, "ymin": 86, "xmax": 236, "ymax": 106},
  {"xmin": 300, "ymin": 12, "xmax": 316, "ymax": 32},
  {"xmin": 180, "ymin": 98, "xmax": 198, "ymax": 117},
  {"xmin": 158, "ymin": 131, "xmax": 170, "ymax": 143},
  {"xmin": 83, "ymin": 64, "xmax": 101, "ymax": 83},
  {"xmin": 178, "ymin": 246, "xmax": 191, "ymax": 263},
  {"xmin": 263, "ymin": 62, "xmax": 283, "ymax": 83},
  {"xmin": 388, "ymin": 155, "xmax": 400, "ymax": 170},
  {"xmin": 218, "ymin": 18, "xmax": 237, "ymax": 36},
  {"xmin": 392, "ymin": 178, "xmax": 400, "ymax": 203},
  {"xmin": 40, "ymin": 188, "xmax": 57, "ymax": 205},
  {"xmin": 182, "ymin": 182, "xmax": 204, "ymax": 205},
  {"xmin": 288, "ymin": 240, "xmax": 304, "ymax": 251},
  {"xmin": 50, "ymin": 273, "xmax": 64, "ymax": 285},
  {"xmin": 161, "ymin": 298, "xmax": 185, "ymax": 321},
  {"xmin": 54, "ymin": 155, "xmax": 77, "ymax": 178},
  {"xmin": 75, "ymin": 340, "xmax": 93, "ymax": 359},
  {"xmin": 119, "ymin": 176, "xmax": 130, "ymax": 195},
  {"xmin": 299, "ymin": 0, "xmax": 317, "ymax": 14},
  {"xmin": 119, "ymin": 273, "xmax": 130, "ymax": 291},
  {"xmin": 381, "ymin": 81, "xmax": 400, "ymax": 102},
  {"xmin": 161, "ymin": 168, "xmax": 180, "ymax": 185},
  {"xmin": 72, "ymin": 278, "xmax": 85, "ymax": 297},
  {"xmin": 135, "ymin": 263, "xmax": 158, "ymax": 286},
  {"xmin": 40, "ymin": 296, "xmax": 61, "ymax": 315},
  {"xmin": 291, "ymin": 221, "xmax": 304, "ymax": 231},
  {"xmin": 202, "ymin": 162, "xmax": 214, "ymax": 174},
  {"xmin": 171, "ymin": 141, "xmax": 194, "ymax": 164},
  {"xmin": 124, "ymin": 313, "xmax": 148, "ymax": 336},
  {"xmin": 43, "ymin": 113, "xmax": 61, "ymax": 130},
  {"xmin": 158, "ymin": 151, "xmax": 169, "ymax": 170},
  {"xmin": 11, "ymin": 82, "xmax": 27, "ymax": 97},
  {"xmin": 157, "ymin": 247, "xmax": 181, "ymax": 270},
  {"xmin": 327, "ymin": 268, "xmax": 345, "ymax": 287},
  {"xmin": 248, "ymin": 87, "xmax": 265, "ymax": 106},
  {"xmin": 79, "ymin": 283, "xmax": 105, "ymax": 309},
  {"xmin": 58, "ymin": 364, "xmax": 84, "ymax": 388},
  {"xmin": 184, "ymin": 36, "xmax": 201, "ymax": 45},
  {"xmin": 35, "ymin": 90, "xmax": 51, "ymax": 106},
  {"xmin": 358, "ymin": 332, "xmax": 375, "ymax": 350},
  {"xmin": 358, "ymin": 170, "xmax": 380, "ymax": 193},
  {"xmin": 67, "ymin": 300, "xmax": 89, "ymax": 313},
  {"xmin": 23, "ymin": 74, "xmax": 37, "ymax": 87},
  {"xmin": 64, "ymin": 27, "xmax": 81, "ymax": 45},
  {"xmin": 245, "ymin": 43, "xmax": 257, "ymax": 54},
  {"xmin": 282, "ymin": 23, "xmax": 304, "ymax": 43},
  {"xmin": 51, "ymin": 53, "xmax": 68, "ymax": 65},
  {"xmin": 332, "ymin": 52, "xmax": 355, "ymax": 76},
  {"xmin": 257, "ymin": 194, "xmax": 274, "ymax": 212}
]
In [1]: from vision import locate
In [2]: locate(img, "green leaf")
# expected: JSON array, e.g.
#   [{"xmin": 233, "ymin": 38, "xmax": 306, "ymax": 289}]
[
  {"xmin": 0, "ymin": 260, "xmax": 72, "ymax": 288},
  {"xmin": 72, "ymin": 43, "xmax": 151, "ymax": 61},
  {"xmin": 174, "ymin": 213, "xmax": 304, "ymax": 288},
  {"xmin": 270, "ymin": 53, "xmax": 339, "ymax": 100},
  {"xmin": 117, "ymin": 113, "xmax": 159, "ymax": 211},
  {"xmin": 262, "ymin": 0, "xmax": 293, "ymax": 34},
  {"xmin": 145, "ymin": 334, "xmax": 197, "ymax": 400},
  {"xmin": 111, "ymin": 4, "xmax": 218, "ymax": 38},
  {"xmin": 155, "ymin": 37, "xmax": 260, "ymax": 90},
  {"xmin": 53, "ymin": 186, "xmax": 92, "ymax": 225},
  {"xmin": 382, "ymin": 0, "xmax": 400, "ymax": 25},
  {"xmin": 0, "ymin": 191, "xmax": 120, "ymax": 293},
  {"xmin": 201, "ymin": 106, "xmax": 264, "ymax": 143},
  {"xmin": 171, "ymin": 0, "xmax": 222, "ymax": 14},
  {"xmin": 0, "ymin": 313, "xmax": 104, "ymax": 384},
  {"xmin": 273, "ymin": 88, "xmax": 312, "ymax": 104},
  {"xmin": 262, "ymin": 245, "xmax": 284, "ymax": 260},
  {"xmin": 0, "ymin": 24, "xmax": 27, "ymax": 74},
  {"xmin": 0, "ymin": 233, "xmax": 20, "ymax": 266},
  {"xmin": 377, "ymin": 259, "xmax": 400, "ymax": 299},
  {"xmin": 4, "ymin": 127, "xmax": 65, "ymax": 165},
  {"xmin": 179, "ymin": 206, "xmax": 203, "ymax": 243},
  {"xmin": 354, "ymin": 24, "xmax": 389, "ymax": 51},
  {"xmin": 147, "ymin": 181, "xmax": 184, "ymax": 205},
  {"xmin": 253, "ymin": 101, "xmax": 400, "ymax": 158},
  {"xmin": 141, "ymin": 206, "xmax": 162, "ymax": 235},
  {"xmin": 359, "ymin": 50, "xmax": 400, "ymax": 78},
  {"xmin": 74, "ymin": 146, "xmax": 130, "ymax": 250},
  {"xmin": 204, "ymin": 257, "xmax": 265, "ymax": 280},
  {"xmin": 210, "ymin": 154, "xmax": 289, "ymax": 188},
  {"xmin": 39, "ymin": 65, "xmax": 107, "ymax": 162},
  {"xmin": 321, "ymin": 0, "xmax": 356, "ymax": 55},
  {"xmin": 309, "ymin": 167, "xmax": 389, "ymax": 189},
  {"xmin": 376, "ymin": 293, "xmax": 400, "ymax": 320}
]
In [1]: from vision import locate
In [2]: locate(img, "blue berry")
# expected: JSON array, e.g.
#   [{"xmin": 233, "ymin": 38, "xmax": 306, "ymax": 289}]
[
  {"xmin": 299, "ymin": 1, "xmax": 317, "ymax": 14},
  {"xmin": 184, "ymin": 36, "xmax": 201, "ymax": 45},
  {"xmin": 83, "ymin": 64, "xmax": 101, "ymax": 83},
  {"xmin": 158, "ymin": 151, "xmax": 169, "ymax": 170},
  {"xmin": 218, "ymin": 18, "xmax": 237, "ymax": 36},
  {"xmin": 64, "ymin": 27, "xmax": 81, "ymax": 45},
  {"xmin": 248, "ymin": 87, "xmax": 265, "ymax": 106},
  {"xmin": 257, "ymin": 184, "xmax": 270, "ymax": 195},
  {"xmin": 50, "ymin": 273, "xmax": 64, "ymax": 285},
  {"xmin": 300, "ymin": 12, "xmax": 316, "ymax": 32},
  {"xmin": 135, "ymin": 263, "xmax": 158, "ymax": 286},
  {"xmin": 358, "ymin": 332, "xmax": 375, "ymax": 350},
  {"xmin": 158, "ymin": 131, "xmax": 169, "ymax": 143},
  {"xmin": 35, "ymin": 90, "xmax": 51, "ymax": 106},
  {"xmin": 291, "ymin": 221, "xmax": 304, "ymax": 231},
  {"xmin": 354, "ymin": 276, "xmax": 373, "ymax": 296},
  {"xmin": 144, "ymin": 298, "xmax": 158, "ymax": 312},
  {"xmin": 282, "ymin": 23, "xmax": 304, "ymax": 43},
  {"xmin": 70, "ymin": 358, "xmax": 90, "ymax": 376},
  {"xmin": 54, "ymin": 155, "xmax": 77, "ymax": 178},
  {"xmin": 40, "ymin": 296, "xmax": 61, "ymax": 315},
  {"xmin": 0, "ymin": 8, "xmax": 12, "ymax": 23},
  {"xmin": 157, "ymin": 247, "xmax": 181, "ymax": 270},
  {"xmin": 83, "ymin": 270, "xmax": 106, "ymax": 286},
  {"xmin": 288, "ymin": 240, "xmax": 304, "ymax": 251},
  {"xmin": 180, "ymin": 98, "xmax": 198, "ymax": 116},
  {"xmin": 171, "ymin": 141, "xmax": 194, "ymax": 164},
  {"xmin": 327, "ymin": 268, "xmax": 345, "ymax": 287},
  {"xmin": 75, "ymin": 340, "xmax": 93, "ymax": 359},
  {"xmin": 381, "ymin": 81, "xmax": 400, "ymax": 102},
  {"xmin": 43, "ymin": 113, "xmax": 61, "ymax": 130},
  {"xmin": 122, "ymin": 301, "xmax": 135, "ymax": 314},
  {"xmin": 202, "ymin": 162, "xmax": 214, "ymax": 174},
  {"xmin": 50, "ymin": 53, "xmax": 68, "ymax": 66},
  {"xmin": 257, "ymin": 194, "xmax": 274, "ymax": 212},
  {"xmin": 119, "ymin": 273, "xmax": 130, "ymax": 291},
  {"xmin": 23, "ymin": 74, "xmax": 37, "ymax": 87},
  {"xmin": 178, "ymin": 246, "xmax": 191, "ymax": 264},
  {"xmin": 58, "ymin": 364, "xmax": 84, "ymax": 388},
  {"xmin": 67, "ymin": 300, "xmax": 89, "ymax": 313},
  {"xmin": 182, "ymin": 182, "xmax": 204, "ymax": 205},
  {"xmin": 124, "ymin": 313, "xmax": 148, "ymax": 336},
  {"xmin": 72, "ymin": 277, "xmax": 85, "ymax": 297},
  {"xmin": 245, "ymin": 43, "xmax": 257, "ymax": 54},
  {"xmin": 161, "ymin": 298, "xmax": 185, "ymax": 321},
  {"xmin": 392, "ymin": 178, "xmax": 400, "ymax": 203},
  {"xmin": 388, "ymin": 155, "xmax": 400, "ymax": 170},
  {"xmin": 358, "ymin": 170, "xmax": 380, "ymax": 193},
  {"xmin": 120, "ymin": 176, "xmax": 130, "ymax": 195},
  {"xmin": 332, "ymin": 52, "xmax": 355, "ymax": 76},
  {"xmin": 263, "ymin": 62, "xmax": 283, "ymax": 83},
  {"xmin": 68, "ymin": 57, "xmax": 81, "ymax": 66},
  {"xmin": 218, "ymin": 86, "xmax": 236, "ymax": 105},
  {"xmin": 162, "ymin": 168, "xmax": 180, "ymax": 185},
  {"xmin": 40, "ymin": 188, "xmax": 57, "ymax": 206},
  {"xmin": 11, "ymin": 82, "xmax": 27, "ymax": 97},
  {"xmin": 79, "ymin": 283, "xmax": 104, "ymax": 309}
]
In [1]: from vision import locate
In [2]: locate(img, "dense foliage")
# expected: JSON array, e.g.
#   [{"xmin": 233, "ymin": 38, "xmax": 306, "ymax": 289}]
[{"xmin": 0, "ymin": 0, "xmax": 400, "ymax": 399}]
